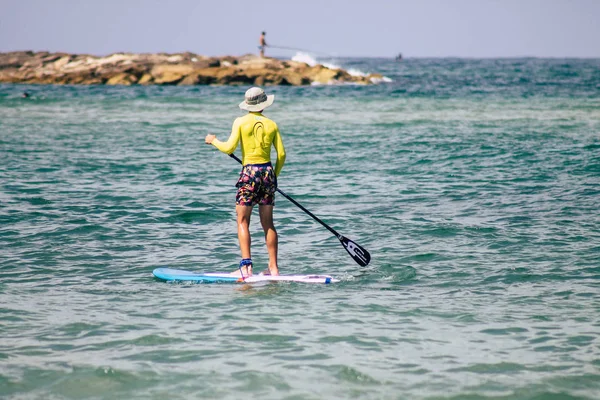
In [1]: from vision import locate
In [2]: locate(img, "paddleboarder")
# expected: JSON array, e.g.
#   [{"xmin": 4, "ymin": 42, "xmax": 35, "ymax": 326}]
[{"xmin": 205, "ymin": 87, "xmax": 286, "ymax": 277}]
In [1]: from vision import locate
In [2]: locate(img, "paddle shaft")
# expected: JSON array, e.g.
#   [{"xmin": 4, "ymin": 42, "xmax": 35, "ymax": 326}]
[{"xmin": 267, "ymin": 45, "xmax": 331, "ymax": 56}]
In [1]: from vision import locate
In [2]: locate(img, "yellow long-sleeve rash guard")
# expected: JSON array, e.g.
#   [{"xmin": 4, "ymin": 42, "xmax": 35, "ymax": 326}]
[{"xmin": 212, "ymin": 112, "xmax": 286, "ymax": 177}]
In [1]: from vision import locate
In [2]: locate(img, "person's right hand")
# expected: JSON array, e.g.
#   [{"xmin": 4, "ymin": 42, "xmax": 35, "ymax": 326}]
[{"xmin": 205, "ymin": 134, "xmax": 216, "ymax": 144}]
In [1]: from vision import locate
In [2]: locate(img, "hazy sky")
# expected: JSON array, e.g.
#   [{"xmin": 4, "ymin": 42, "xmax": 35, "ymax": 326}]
[{"xmin": 2, "ymin": 0, "xmax": 599, "ymax": 58}]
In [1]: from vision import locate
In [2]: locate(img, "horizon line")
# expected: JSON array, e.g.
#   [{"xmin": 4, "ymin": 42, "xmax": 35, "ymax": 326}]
[{"xmin": 2, "ymin": 49, "xmax": 600, "ymax": 60}]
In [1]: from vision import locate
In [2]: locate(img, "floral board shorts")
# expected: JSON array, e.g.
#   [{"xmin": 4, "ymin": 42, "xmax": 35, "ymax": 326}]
[{"xmin": 235, "ymin": 162, "xmax": 277, "ymax": 206}]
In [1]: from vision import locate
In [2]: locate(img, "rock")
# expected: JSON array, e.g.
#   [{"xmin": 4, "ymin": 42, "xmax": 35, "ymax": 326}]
[
  {"xmin": 53, "ymin": 56, "xmax": 72, "ymax": 70},
  {"xmin": 368, "ymin": 73, "xmax": 386, "ymax": 83},
  {"xmin": 106, "ymin": 73, "xmax": 138, "ymax": 85},
  {"xmin": 154, "ymin": 71, "xmax": 184, "ymax": 85},
  {"xmin": 150, "ymin": 64, "xmax": 195, "ymax": 76},
  {"xmin": 0, "ymin": 51, "xmax": 35, "ymax": 69},
  {"xmin": 138, "ymin": 73, "xmax": 154, "ymax": 85},
  {"xmin": 281, "ymin": 72, "xmax": 311, "ymax": 86},
  {"xmin": 310, "ymin": 66, "xmax": 340, "ymax": 84},
  {"xmin": 189, "ymin": 58, "xmax": 220, "ymax": 68},
  {"xmin": 41, "ymin": 54, "xmax": 63, "ymax": 63},
  {"xmin": 0, "ymin": 51, "xmax": 384, "ymax": 86},
  {"xmin": 150, "ymin": 64, "xmax": 195, "ymax": 85}
]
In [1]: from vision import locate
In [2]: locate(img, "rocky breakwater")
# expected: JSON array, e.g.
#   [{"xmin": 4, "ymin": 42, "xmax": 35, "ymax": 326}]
[{"xmin": 0, "ymin": 51, "xmax": 384, "ymax": 86}]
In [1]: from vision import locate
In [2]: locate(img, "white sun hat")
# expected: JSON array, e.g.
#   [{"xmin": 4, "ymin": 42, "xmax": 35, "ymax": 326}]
[{"xmin": 239, "ymin": 87, "xmax": 275, "ymax": 112}]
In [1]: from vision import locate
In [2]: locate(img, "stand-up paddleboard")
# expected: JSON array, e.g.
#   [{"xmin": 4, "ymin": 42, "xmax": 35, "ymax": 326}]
[{"xmin": 153, "ymin": 268, "xmax": 338, "ymax": 284}]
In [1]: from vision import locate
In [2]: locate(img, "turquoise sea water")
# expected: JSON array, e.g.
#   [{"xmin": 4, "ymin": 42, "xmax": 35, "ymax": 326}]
[{"xmin": 1, "ymin": 58, "xmax": 600, "ymax": 399}]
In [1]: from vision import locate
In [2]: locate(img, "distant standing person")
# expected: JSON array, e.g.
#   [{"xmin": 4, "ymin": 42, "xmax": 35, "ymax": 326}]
[{"xmin": 259, "ymin": 31, "xmax": 267, "ymax": 58}]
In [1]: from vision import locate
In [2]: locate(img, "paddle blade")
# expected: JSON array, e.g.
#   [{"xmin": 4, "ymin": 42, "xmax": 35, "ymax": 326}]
[{"xmin": 340, "ymin": 236, "xmax": 371, "ymax": 267}]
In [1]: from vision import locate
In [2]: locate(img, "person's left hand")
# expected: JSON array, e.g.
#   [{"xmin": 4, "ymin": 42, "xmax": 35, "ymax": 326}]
[{"xmin": 205, "ymin": 134, "xmax": 216, "ymax": 144}]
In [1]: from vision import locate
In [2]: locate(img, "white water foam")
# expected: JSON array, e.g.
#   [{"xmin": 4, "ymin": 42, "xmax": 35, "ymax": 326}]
[
  {"xmin": 291, "ymin": 52, "xmax": 320, "ymax": 67},
  {"xmin": 291, "ymin": 52, "xmax": 392, "ymax": 84},
  {"xmin": 371, "ymin": 75, "xmax": 393, "ymax": 84}
]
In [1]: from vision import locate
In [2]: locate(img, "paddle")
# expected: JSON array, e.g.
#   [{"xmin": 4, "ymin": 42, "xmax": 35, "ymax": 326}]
[{"xmin": 229, "ymin": 154, "xmax": 371, "ymax": 267}]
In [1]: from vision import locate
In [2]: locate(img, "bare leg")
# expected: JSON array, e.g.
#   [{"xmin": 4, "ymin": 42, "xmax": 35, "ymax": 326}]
[
  {"xmin": 236, "ymin": 205, "xmax": 253, "ymax": 276},
  {"xmin": 259, "ymin": 204, "xmax": 279, "ymax": 275}
]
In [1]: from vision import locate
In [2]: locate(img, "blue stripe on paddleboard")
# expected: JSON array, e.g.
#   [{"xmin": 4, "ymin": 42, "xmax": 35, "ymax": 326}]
[{"xmin": 153, "ymin": 268, "xmax": 240, "ymax": 282}]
